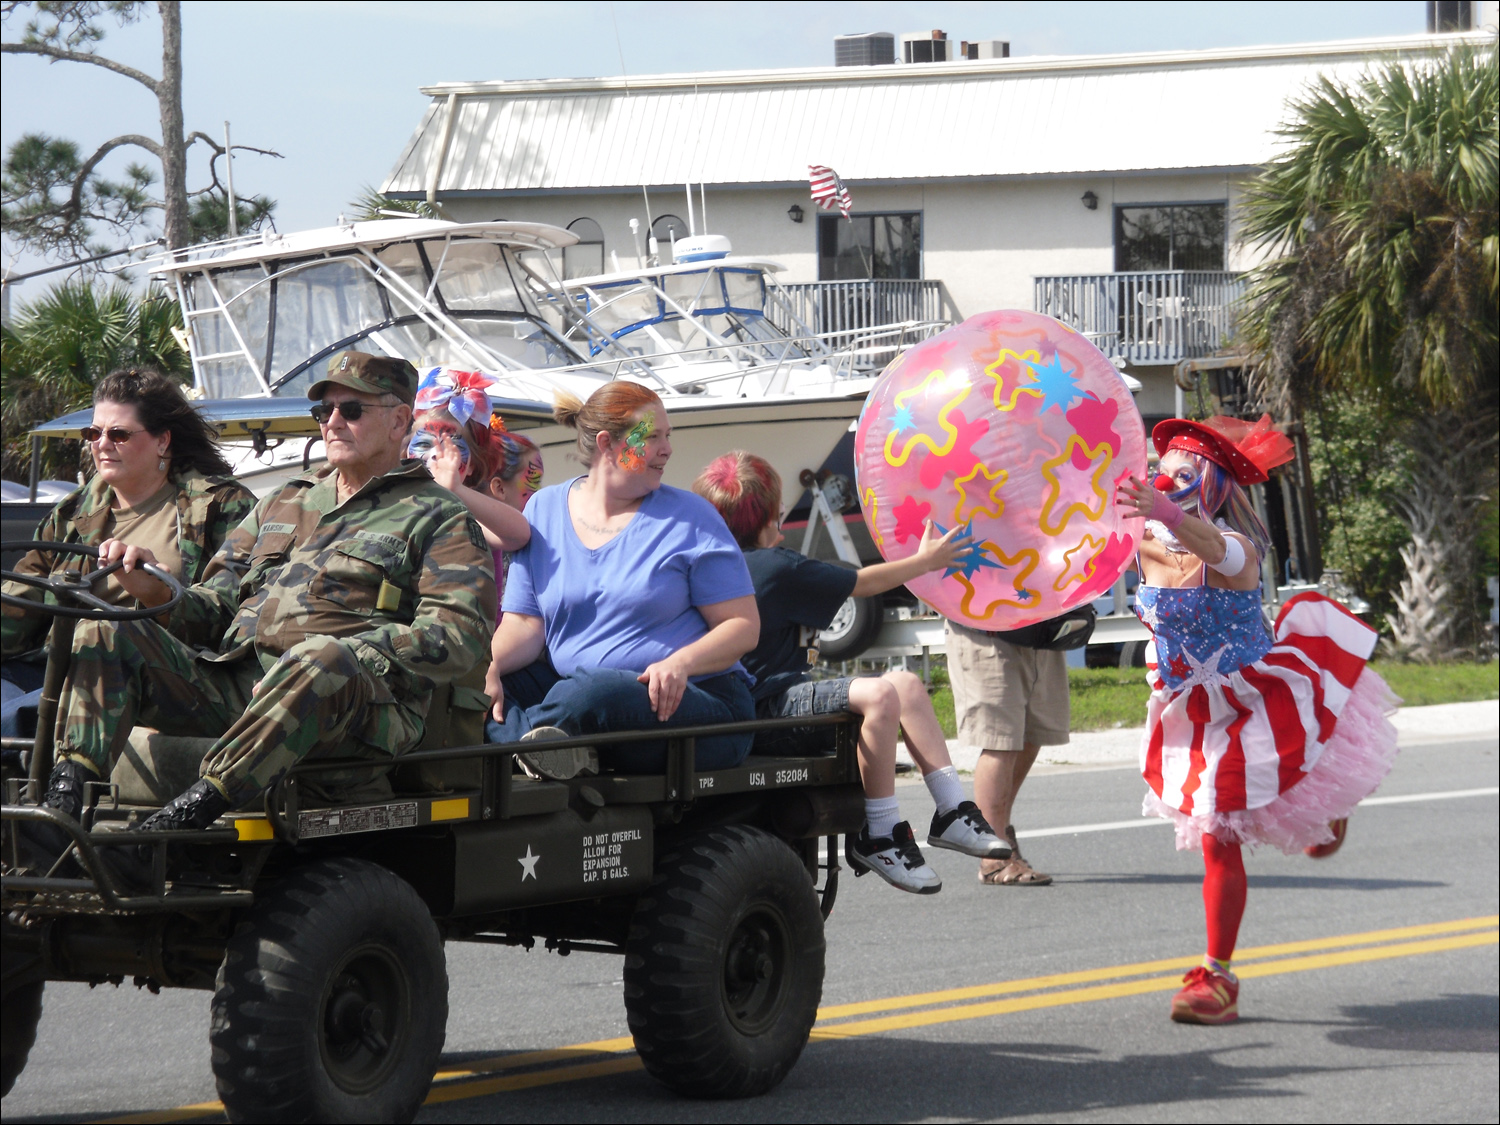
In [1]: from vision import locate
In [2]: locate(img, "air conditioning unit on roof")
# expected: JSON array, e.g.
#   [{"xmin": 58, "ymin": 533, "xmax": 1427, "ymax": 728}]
[
  {"xmin": 899, "ymin": 30, "xmax": 948, "ymax": 64},
  {"xmin": 959, "ymin": 39, "xmax": 1010, "ymax": 60},
  {"xmin": 834, "ymin": 32, "xmax": 895, "ymax": 67}
]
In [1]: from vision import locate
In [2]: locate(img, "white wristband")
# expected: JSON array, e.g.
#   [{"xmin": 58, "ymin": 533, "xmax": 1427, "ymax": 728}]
[{"xmin": 1206, "ymin": 535, "xmax": 1247, "ymax": 576}]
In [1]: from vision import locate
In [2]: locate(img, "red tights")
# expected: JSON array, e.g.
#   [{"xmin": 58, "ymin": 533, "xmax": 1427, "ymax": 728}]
[{"xmin": 1202, "ymin": 833, "xmax": 1247, "ymax": 962}]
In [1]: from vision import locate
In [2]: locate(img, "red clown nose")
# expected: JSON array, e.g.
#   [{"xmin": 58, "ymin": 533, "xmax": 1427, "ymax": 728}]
[{"xmin": 1153, "ymin": 473, "xmax": 1175, "ymax": 493}]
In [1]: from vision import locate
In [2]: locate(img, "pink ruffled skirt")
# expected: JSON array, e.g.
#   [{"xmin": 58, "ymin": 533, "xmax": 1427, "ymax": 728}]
[
  {"xmin": 1144, "ymin": 667, "xmax": 1400, "ymax": 853},
  {"xmin": 1139, "ymin": 593, "xmax": 1401, "ymax": 854}
]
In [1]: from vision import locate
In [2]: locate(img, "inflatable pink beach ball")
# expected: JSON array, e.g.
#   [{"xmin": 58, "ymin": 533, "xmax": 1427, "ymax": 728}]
[{"xmin": 853, "ymin": 310, "xmax": 1148, "ymax": 631}]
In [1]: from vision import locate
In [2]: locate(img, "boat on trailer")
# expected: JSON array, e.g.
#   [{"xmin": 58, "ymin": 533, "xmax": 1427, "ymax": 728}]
[
  {"xmin": 104, "ymin": 217, "xmax": 880, "ymax": 498},
  {"xmin": 551, "ymin": 249, "xmax": 946, "ymax": 401}
]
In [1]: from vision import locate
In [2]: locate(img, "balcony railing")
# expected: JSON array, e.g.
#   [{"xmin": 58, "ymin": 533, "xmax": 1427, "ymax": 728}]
[
  {"xmin": 1033, "ymin": 271, "xmax": 1245, "ymax": 364},
  {"xmin": 774, "ymin": 279, "xmax": 948, "ymax": 339}
]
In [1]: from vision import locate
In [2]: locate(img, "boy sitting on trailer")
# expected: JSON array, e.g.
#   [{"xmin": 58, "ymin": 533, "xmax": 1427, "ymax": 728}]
[{"xmin": 693, "ymin": 452, "xmax": 1009, "ymax": 895}]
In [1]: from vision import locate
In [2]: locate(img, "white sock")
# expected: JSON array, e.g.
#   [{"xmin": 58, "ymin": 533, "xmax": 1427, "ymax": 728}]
[
  {"xmin": 923, "ymin": 765, "xmax": 965, "ymax": 815},
  {"xmin": 864, "ymin": 796, "xmax": 901, "ymax": 840}
]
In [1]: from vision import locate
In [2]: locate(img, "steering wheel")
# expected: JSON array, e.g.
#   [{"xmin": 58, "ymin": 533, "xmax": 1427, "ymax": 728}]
[{"xmin": 0, "ymin": 540, "xmax": 184, "ymax": 620}]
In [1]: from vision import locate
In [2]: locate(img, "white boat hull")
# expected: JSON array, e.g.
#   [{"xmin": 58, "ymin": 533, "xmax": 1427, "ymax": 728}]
[{"xmin": 229, "ymin": 393, "xmax": 866, "ymax": 500}]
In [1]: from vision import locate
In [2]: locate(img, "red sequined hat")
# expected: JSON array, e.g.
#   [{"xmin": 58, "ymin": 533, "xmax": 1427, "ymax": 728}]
[{"xmin": 1151, "ymin": 414, "xmax": 1295, "ymax": 486}]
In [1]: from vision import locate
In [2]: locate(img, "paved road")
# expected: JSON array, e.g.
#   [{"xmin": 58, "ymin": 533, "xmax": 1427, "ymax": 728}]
[{"xmin": 6, "ymin": 733, "xmax": 1496, "ymax": 1124}]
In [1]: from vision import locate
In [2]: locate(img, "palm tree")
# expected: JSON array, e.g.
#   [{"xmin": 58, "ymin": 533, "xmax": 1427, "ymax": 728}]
[
  {"xmin": 0, "ymin": 280, "xmax": 189, "ymax": 484},
  {"xmin": 1238, "ymin": 44, "xmax": 1498, "ymax": 658},
  {"xmin": 346, "ymin": 185, "xmax": 441, "ymax": 223}
]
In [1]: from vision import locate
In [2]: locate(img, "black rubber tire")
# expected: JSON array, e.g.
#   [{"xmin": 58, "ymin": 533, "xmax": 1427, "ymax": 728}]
[
  {"xmin": 818, "ymin": 592, "xmax": 884, "ymax": 662},
  {"xmin": 624, "ymin": 825, "xmax": 825, "ymax": 1099},
  {"xmin": 1, "ymin": 981, "xmax": 44, "ymax": 1097},
  {"xmin": 209, "ymin": 857, "xmax": 447, "ymax": 1124}
]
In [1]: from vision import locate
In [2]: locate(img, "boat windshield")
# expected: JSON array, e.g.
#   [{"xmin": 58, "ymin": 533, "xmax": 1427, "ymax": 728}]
[
  {"xmin": 179, "ymin": 237, "xmax": 583, "ymax": 398},
  {"xmin": 573, "ymin": 267, "xmax": 811, "ymax": 362}
]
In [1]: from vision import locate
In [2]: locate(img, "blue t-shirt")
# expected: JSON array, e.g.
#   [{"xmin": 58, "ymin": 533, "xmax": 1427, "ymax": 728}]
[{"xmin": 503, "ymin": 479, "xmax": 755, "ymax": 679}]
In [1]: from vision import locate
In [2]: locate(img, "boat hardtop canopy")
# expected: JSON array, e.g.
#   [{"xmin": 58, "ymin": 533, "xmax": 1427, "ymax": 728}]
[
  {"xmin": 141, "ymin": 219, "xmax": 578, "ymax": 276},
  {"xmin": 560, "ymin": 255, "xmax": 785, "ymax": 290},
  {"xmin": 145, "ymin": 219, "xmax": 598, "ymax": 401}
]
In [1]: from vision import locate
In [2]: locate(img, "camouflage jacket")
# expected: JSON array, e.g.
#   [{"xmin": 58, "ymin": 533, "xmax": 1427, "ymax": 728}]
[
  {"xmin": 1, "ymin": 468, "xmax": 256, "ymax": 658},
  {"xmin": 173, "ymin": 461, "xmax": 495, "ymax": 704}
]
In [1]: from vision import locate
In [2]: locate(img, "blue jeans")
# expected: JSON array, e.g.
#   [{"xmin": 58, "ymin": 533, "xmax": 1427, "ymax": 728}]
[
  {"xmin": 753, "ymin": 675, "xmax": 852, "ymax": 757},
  {"xmin": 484, "ymin": 661, "xmax": 754, "ymax": 773},
  {"xmin": 0, "ymin": 660, "xmax": 45, "ymax": 738}
]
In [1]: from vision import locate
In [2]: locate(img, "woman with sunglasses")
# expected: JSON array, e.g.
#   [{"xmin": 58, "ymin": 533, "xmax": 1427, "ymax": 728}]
[{"xmin": 1, "ymin": 368, "xmax": 255, "ymax": 736}]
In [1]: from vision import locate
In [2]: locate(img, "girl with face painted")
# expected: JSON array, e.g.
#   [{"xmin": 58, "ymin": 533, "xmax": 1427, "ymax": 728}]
[
  {"xmin": 435, "ymin": 422, "xmax": 546, "ymax": 621},
  {"xmin": 408, "ymin": 371, "xmax": 533, "ymax": 586},
  {"xmin": 481, "ymin": 381, "xmax": 761, "ymax": 780},
  {"xmin": 1116, "ymin": 415, "xmax": 1399, "ymax": 1027}
]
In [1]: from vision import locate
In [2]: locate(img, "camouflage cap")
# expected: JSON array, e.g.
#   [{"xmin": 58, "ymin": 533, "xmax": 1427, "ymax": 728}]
[{"xmin": 308, "ymin": 351, "xmax": 418, "ymax": 406}]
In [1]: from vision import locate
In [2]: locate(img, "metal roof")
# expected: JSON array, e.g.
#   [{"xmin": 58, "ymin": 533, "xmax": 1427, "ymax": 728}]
[{"xmin": 382, "ymin": 33, "xmax": 1485, "ymax": 197}]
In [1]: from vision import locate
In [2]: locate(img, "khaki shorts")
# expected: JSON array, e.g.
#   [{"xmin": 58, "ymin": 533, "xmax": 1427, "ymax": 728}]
[{"xmin": 945, "ymin": 620, "xmax": 1070, "ymax": 751}]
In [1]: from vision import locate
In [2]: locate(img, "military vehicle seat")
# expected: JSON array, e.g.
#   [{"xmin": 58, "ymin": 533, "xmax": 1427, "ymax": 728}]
[{"xmin": 107, "ymin": 664, "xmax": 495, "ymax": 806}]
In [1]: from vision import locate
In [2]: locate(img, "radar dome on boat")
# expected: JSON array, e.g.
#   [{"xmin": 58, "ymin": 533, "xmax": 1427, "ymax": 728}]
[{"xmin": 673, "ymin": 234, "xmax": 732, "ymax": 262}]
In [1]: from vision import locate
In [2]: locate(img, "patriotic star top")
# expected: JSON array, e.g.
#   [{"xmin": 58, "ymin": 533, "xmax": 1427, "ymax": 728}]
[
  {"xmin": 1134, "ymin": 580, "xmax": 1271, "ymax": 690},
  {"xmin": 1131, "ymin": 552, "xmax": 1385, "ymax": 824}
]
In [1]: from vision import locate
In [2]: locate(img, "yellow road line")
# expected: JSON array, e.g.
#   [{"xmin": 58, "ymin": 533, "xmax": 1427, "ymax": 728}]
[
  {"xmin": 432, "ymin": 1035, "xmax": 635, "ymax": 1081},
  {"xmin": 94, "ymin": 1101, "xmax": 224, "ymax": 1125},
  {"xmin": 813, "ymin": 914, "xmax": 1498, "ymax": 1021},
  {"xmin": 423, "ymin": 926, "xmax": 1498, "ymax": 1104},
  {"xmin": 809, "ymin": 931, "xmax": 1497, "ymax": 1040},
  {"xmin": 424, "ymin": 1054, "xmax": 644, "ymax": 1104},
  {"xmin": 86, "ymin": 917, "xmax": 1499, "ymax": 1122}
]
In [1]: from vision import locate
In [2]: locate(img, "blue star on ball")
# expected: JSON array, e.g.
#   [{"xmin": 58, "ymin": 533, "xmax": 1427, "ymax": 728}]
[
  {"xmin": 933, "ymin": 520, "xmax": 1002, "ymax": 581},
  {"xmin": 1023, "ymin": 354, "xmax": 1082, "ymax": 415},
  {"xmin": 890, "ymin": 404, "xmax": 915, "ymax": 433}
]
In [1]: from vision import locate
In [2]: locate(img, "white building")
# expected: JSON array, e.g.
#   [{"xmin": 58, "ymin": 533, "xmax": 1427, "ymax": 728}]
[{"xmin": 382, "ymin": 25, "xmax": 1494, "ymax": 424}]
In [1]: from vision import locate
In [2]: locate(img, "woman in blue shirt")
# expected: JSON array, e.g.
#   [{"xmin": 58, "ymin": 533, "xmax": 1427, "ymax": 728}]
[{"xmin": 484, "ymin": 382, "xmax": 760, "ymax": 773}]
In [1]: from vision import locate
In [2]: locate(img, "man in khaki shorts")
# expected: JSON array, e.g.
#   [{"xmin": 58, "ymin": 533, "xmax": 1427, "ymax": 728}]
[{"xmin": 945, "ymin": 619, "xmax": 1069, "ymax": 885}]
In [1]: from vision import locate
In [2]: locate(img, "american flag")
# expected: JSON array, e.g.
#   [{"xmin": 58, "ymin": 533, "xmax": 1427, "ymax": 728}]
[{"xmin": 808, "ymin": 165, "xmax": 852, "ymax": 218}]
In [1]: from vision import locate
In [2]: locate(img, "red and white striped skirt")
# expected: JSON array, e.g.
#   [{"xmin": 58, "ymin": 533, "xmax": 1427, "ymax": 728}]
[{"xmin": 1141, "ymin": 592, "xmax": 1400, "ymax": 853}]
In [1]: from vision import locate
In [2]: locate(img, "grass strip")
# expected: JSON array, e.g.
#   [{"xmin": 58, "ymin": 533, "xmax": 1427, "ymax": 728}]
[{"xmin": 929, "ymin": 661, "xmax": 1496, "ymax": 737}]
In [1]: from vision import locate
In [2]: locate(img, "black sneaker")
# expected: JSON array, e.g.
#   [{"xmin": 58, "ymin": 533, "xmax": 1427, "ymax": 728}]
[
  {"xmin": 848, "ymin": 821, "xmax": 942, "ymax": 894},
  {"xmin": 928, "ymin": 801, "xmax": 1011, "ymax": 859}
]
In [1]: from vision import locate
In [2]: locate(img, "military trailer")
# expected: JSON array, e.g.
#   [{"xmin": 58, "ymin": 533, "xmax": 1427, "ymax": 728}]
[{"xmin": 1, "ymin": 545, "xmax": 866, "ymax": 1123}]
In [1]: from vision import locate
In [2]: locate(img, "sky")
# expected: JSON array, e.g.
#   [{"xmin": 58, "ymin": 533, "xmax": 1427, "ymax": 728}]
[{"xmin": 1, "ymin": 0, "xmax": 1429, "ymax": 290}]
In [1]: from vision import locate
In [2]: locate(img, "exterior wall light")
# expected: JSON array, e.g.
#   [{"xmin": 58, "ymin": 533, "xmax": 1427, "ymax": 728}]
[
  {"xmin": 787, "ymin": 203, "xmax": 805, "ymax": 223},
  {"xmin": 1081, "ymin": 191, "xmax": 1099, "ymax": 211}
]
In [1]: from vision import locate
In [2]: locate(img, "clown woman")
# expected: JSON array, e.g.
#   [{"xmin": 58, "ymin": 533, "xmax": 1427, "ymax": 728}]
[{"xmin": 1116, "ymin": 414, "xmax": 1399, "ymax": 1026}]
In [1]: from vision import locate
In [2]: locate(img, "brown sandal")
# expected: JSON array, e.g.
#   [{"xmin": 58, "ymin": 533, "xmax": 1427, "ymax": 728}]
[
  {"xmin": 978, "ymin": 826, "xmax": 1052, "ymax": 885},
  {"xmin": 978, "ymin": 857, "xmax": 1053, "ymax": 885}
]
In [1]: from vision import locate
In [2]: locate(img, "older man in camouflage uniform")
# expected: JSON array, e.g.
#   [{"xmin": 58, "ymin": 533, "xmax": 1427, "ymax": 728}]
[{"xmin": 31, "ymin": 352, "xmax": 494, "ymax": 872}]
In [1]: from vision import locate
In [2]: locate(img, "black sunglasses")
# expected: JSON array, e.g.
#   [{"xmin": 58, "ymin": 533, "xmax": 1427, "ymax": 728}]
[
  {"xmin": 81, "ymin": 426, "xmax": 145, "ymax": 444},
  {"xmin": 309, "ymin": 400, "xmax": 398, "ymax": 424}
]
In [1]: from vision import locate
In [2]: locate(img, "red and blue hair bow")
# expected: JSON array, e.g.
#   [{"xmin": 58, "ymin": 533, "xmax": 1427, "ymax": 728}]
[{"xmin": 414, "ymin": 367, "xmax": 496, "ymax": 427}]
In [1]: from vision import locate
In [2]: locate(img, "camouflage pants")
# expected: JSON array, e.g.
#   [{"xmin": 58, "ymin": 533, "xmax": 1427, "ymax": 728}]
[{"xmin": 55, "ymin": 618, "xmax": 424, "ymax": 808}]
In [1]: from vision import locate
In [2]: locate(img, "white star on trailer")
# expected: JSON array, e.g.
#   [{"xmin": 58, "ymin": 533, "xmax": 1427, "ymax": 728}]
[{"xmin": 518, "ymin": 845, "xmax": 540, "ymax": 881}]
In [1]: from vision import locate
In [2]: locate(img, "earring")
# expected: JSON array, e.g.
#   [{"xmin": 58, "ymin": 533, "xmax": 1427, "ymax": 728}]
[{"xmin": 158, "ymin": 452, "xmax": 168, "ymax": 471}]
